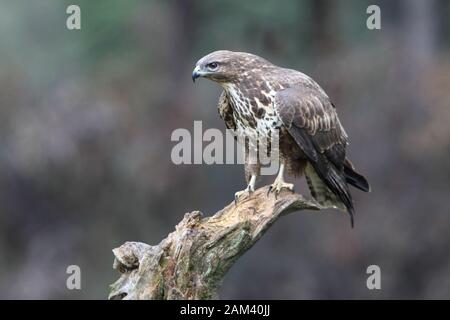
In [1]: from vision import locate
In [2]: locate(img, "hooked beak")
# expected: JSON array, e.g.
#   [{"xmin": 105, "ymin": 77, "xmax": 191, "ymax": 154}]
[{"xmin": 192, "ymin": 65, "xmax": 202, "ymax": 83}]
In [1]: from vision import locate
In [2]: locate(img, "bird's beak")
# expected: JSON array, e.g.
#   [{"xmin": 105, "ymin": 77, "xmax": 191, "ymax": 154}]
[{"xmin": 192, "ymin": 65, "xmax": 201, "ymax": 83}]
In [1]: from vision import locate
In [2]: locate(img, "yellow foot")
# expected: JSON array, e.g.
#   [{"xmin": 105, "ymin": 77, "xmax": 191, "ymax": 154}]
[
  {"xmin": 234, "ymin": 185, "xmax": 254, "ymax": 204},
  {"xmin": 267, "ymin": 180, "xmax": 294, "ymax": 198}
]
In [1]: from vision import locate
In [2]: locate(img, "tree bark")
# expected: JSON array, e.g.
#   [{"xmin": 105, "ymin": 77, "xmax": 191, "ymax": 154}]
[{"xmin": 108, "ymin": 186, "xmax": 321, "ymax": 300}]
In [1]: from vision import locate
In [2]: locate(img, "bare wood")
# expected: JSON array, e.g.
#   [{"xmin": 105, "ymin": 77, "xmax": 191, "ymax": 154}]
[{"xmin": 108, "ymin": 186, "xmax": 321, "ymax": 300}]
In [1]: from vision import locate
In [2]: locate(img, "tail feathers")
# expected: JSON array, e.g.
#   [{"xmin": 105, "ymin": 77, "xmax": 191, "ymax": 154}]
[
  {"xmin": 347, "ymin": 206, "xmax": 355, "ymax": 228},
  {"xmin": 305, "ymin": 163, "xmax": 355, "ymax": 228},
  {"xmin": 327, "ymin": 165, "xmax": 355, "ymax": 228},
  {"xmin": 305, "ymin": 159, "xmax": 368, "ymax": 228},
  {"xmin": 344, "ymin": 159, "xmax": 370, "ymax": 192}
]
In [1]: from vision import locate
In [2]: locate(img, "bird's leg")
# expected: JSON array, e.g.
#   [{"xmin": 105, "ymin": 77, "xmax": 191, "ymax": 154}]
[
  {"xmin": 234, "ymin": 175, "xmax": 256, "ymax": 204},
  {"xmin": 235, "ymin": 143, "xmax": 260, "ymax": 204},
  {"xmin": 268, "ymin": 163, "xmax": 294, "ymax": 198}
]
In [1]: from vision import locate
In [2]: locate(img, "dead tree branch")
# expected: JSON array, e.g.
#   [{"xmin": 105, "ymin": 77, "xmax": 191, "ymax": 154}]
[{"xmin": 108, "ymin": 186, "xmax": 321, "ymax": 300}]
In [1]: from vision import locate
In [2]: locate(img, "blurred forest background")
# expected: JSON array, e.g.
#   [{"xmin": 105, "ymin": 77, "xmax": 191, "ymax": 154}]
[{"xmin": 0, "ymin": 0, "xmax": 449, "ymax": 299}]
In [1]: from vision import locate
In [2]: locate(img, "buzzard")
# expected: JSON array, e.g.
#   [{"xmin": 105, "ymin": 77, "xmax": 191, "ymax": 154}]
[{"xmin": 192, "ymin": 51, "xmax": 370, "ymax": 226}]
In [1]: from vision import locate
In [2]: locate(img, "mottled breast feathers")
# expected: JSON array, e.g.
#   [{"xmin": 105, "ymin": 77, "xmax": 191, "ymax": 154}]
[{"xmin": 217, "ymin": 91, "xmax": 236, "ymax": 130}]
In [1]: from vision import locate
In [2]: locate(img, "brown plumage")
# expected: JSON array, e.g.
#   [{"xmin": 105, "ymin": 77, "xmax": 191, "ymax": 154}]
[{"xmin": 193, "ymin": 50, "xmax": 370, "ymax": 227}]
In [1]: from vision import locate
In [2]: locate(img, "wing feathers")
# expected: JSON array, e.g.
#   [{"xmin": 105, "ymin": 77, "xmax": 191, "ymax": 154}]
[
  {"xmin": 274, "ymin": 85, "xmax": 355, "ymax": 226},
  {"xmin": 274, "ymin": 86, "xmax": 348, "ymax": 162}
]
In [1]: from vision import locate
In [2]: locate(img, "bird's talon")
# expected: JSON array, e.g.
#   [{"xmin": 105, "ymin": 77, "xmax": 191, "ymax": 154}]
[
  {"xmin": 234, "ymin": 185, "xmax": 254, "ymax": 204},
  {"xmin": 268, "ymin": 181, "xmax": 294, "ymax": 198}
]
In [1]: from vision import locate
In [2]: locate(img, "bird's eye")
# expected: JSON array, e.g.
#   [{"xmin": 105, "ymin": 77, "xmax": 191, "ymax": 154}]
[{"xmin": 207, "ymin": 62, "xmax": 219, "ymax": 70}]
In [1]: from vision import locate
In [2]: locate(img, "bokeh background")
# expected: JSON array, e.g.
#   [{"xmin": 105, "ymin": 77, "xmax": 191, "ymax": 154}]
[{"xmin": 0, "ymin": 0, "xmax": 449, "ymax": 299}]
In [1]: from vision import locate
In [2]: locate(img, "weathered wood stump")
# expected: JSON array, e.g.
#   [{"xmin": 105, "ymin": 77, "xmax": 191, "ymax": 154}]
[{"xmin": 109, "ymin": 186, "xmax": 321, "ymax": 300}]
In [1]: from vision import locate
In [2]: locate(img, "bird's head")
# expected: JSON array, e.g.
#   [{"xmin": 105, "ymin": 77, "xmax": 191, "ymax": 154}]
[{"xmin": 192, "ymin": 50, "xmax": 269, "ymax": 85}]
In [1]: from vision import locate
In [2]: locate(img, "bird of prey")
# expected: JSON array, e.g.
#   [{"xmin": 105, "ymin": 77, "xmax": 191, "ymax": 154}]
[{"xmin": 192, "ymin": 50, "xmax": 370, "ymax": 226}]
